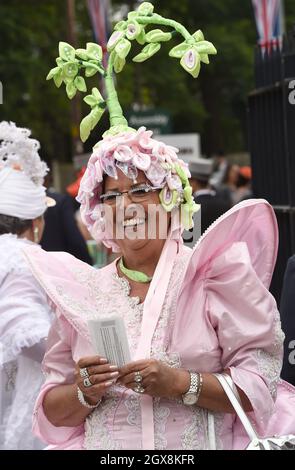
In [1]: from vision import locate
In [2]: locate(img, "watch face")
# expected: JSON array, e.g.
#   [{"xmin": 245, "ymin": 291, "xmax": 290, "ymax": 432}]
[{"xmin": 183, "ymin": 393, "xmax": 197, "ymax": 405}]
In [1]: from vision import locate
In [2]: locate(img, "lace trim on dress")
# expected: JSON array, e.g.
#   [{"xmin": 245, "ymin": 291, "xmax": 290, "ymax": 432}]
[
  {"xmin": 84, "ymin": 396, "xmax": 122, "ymax": 450},
  {"xmin": 125, "ymin": 394, "xmax": 141, "ymax": 428},
  {"xmin": 256, "ymin": 309, "xmax": 285, "ymax": 399},
  {"xmin": 0, "ymin": 234, "xmax": 35, "ymax": 281},
  {"xmin": 0, "ymin": 322, "xmax": 49, "ymax": 365},
  {"xmin": 154, "ymin": 398, "xmax": 170, "ymax": 450},
  {"xmin": 181, "ymin": 407, "xmax": 206, "ymax": 450},
  {"xmin": 154, "ymin": 253, "xmax": 191, "ymax": 353}
]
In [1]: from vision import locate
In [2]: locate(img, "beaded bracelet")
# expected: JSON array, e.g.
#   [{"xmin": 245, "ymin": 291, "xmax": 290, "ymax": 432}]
[{"xmin": 77, "ymin": 386, "xmax": 102, "ymax": 409}]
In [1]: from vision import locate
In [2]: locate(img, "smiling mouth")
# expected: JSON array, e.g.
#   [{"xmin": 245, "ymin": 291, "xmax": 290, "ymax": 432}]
[{"xmin": 122, "ymin": 218, "xmax": 145, "ymax": 227}]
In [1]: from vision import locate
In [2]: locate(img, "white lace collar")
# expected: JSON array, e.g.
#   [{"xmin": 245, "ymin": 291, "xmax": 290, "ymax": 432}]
[
  {"xmin": 112, "ymin": 272, "xmax": 144, "ymax": 309},
  {"xmin": 0, "ymin": 233, "xmax": 35, "ymax": 246}
]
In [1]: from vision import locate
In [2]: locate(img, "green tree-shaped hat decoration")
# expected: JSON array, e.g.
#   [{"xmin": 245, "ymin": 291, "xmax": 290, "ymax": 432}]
[{"xmin": 46, "ymin": 2, "xmax": 217, "ymax": 143}]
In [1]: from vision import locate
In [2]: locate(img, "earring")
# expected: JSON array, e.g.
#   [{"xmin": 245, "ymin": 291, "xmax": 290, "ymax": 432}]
[{"xmin": 33, "ymin": 226, "xmax": 39, "ymax": 244}]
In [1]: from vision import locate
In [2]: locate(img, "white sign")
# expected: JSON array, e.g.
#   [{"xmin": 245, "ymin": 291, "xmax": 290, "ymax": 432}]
[{"xmin": 159, "ymin": 133, "xmax": 201, "ymax": 163}]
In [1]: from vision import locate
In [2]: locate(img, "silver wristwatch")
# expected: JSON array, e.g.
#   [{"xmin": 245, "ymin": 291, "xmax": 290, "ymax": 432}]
[{"xmin": 182, "ymin": 372, "xmax": 201, "ymax": 406}]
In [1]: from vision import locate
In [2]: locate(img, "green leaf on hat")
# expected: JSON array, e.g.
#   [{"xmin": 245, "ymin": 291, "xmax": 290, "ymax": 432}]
[
  {"xmin": 126, "ymin": 20, "xmax": 141, "ymax": 40},
  {"xmin": 127, "ymin": 11, "xmax": 138, "ymax": 20},
  {"xmin": 159, "ymin": 188, "xmax": 179, "ymax": 212},
  {"xmin": 180, "ymin": 48, "xmax": 201, "ymax": 78},
  {"xmin": 113, "ymin": 53, "xmax": 126, "ymax": 73},
  {"xmin": 114, "ymin": 20, "xmax": 127, "ymax": 32},
  {"xmin": 107, "ymin": 30, "xmax": 125, "ymax": 51},
  {"xmin": 63, "ymin": 77, "xmax": 74, "ymax": 85},
  {"xmin": 74, "ymin": 76, "xmax": 87, "ymax": 92},
  {"xmin": 53, "ymin": 70, "xmax": 63, "ymax": 88},
  {"xmin": 89, "ymin": 106, "xmax": 105, "ymax": 130},
  {"xmin": 75, "ymin": 48, "xmax": 88, "ymax": 61},
  {"xmin": 56, "ymin": 57, "xmax": 64, "ymax": 67},
  {"xmin": 200, "ymin": 54, "xmax": 210, "ymax": 64},
  {"xmin": 62, "ymin": 62, "xmax": 79, "ymax": 79},
  {"xmin": 192, "ymin": 30, "xmax": 204, "ymax": 42},
  {"xmin": 80, "ymin": 113, "xmax": 93, "ymax": 142},
  {"xmin": 46, "ymin": 67, "xmax": 60, "ymax": 80},
  {"xmin": 83, "ymin": 94, "xmax": 98, "ymax": 107},
  {"xmin": 194, "ymin": 41, "xmax": 217, "ymax": 55},
  {"xmin": 92, "ymin": 87, "xmax": 103, "ymax": 101},
  {"xmin": 133, "ymin": 43, "xmax": 161, "ymax": 62},
  {"xmin": 136, "ymin": 29, "xmax": 146, "ymax": 45},
  {"xmin": 174, "ymin": 164, "xmax": 188, "ymax": 184},
  {"xmin": 137, "ymin": 2, "xmax": 154, "ymax": 16},
  {"xmin": 145, "ymin": 29, "xmax": 172, "ymax": 43},
  {"xmin": 80, "ymin": 106, "xmax": 106, "ymax": 142},
  {"xmin": 66, "ymin": 81, "xmax": 77, "ymax": 99},
  {"xmin": 86, "ymin": 43, "xmax": 103, "ymax": 61},
  {"xmin": 169, "ymin": 42, "xmax": 190, "ymax": 58},
  {"xmin": 115, "ymin": 38, "xmax": 131, "ymax": 60},
  {"xmin": 85, "ymin": 66, "xmax": 97, "ymax": 77},
  {"xmin": 59, "ymin": 42, "xmax": 75, "ymax": 61},
  {"xmin": 183, "ymin": 185, "xmax": 193, "ymax": 201}
]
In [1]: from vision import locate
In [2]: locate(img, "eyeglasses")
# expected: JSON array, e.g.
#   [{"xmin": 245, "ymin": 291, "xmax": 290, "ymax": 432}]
[{"xmin": 99, "ymin": 183, "xmax": 162, "ymax": 205}]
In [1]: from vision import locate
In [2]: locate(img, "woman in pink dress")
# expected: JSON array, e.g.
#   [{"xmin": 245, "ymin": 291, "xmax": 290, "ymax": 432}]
[
  {"xmin": 24, "ymin": 3, "xmax": 294, "ymax": 450},
  {"xmin": 26, "ymin": 180, "xmax": 285, "ymax": 450}
]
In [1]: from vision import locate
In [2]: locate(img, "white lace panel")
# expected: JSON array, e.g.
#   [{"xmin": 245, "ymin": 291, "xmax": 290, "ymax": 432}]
[
  {"xmin": 84, "ymin": 394, "xmax": 122, "ymax": 450},
  {"xmin": 256, "ymin": 308, "xmax": 285, "ymax": 399}
]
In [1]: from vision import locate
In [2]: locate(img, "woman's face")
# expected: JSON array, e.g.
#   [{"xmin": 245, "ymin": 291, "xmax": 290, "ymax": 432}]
[{"xmin": 101, "ymin": 170, "xmax": 171, "ymax": 253}]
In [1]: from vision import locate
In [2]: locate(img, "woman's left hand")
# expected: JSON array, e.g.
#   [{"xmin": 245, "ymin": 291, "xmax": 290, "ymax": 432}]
[{"xmin": 118, "ymin": 359, "xmax": 190, "ymax": 398}]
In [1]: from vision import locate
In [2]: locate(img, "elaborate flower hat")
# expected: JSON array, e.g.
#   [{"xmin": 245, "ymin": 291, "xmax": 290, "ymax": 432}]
[
  {"xmin": 0, "ymin": 121, "xmax": 55, "ymax": 220},
  {"xmin": 47, "ymin": 2, "xmax": 217, "ymax": 250}
]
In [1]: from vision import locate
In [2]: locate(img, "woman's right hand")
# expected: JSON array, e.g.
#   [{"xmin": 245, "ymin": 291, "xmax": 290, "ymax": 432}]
[{"xmin": 76, "ymin": 356, "xmax": 119, "ymax": 405}]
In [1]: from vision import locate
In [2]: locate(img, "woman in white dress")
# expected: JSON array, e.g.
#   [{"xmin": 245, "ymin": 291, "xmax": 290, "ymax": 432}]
[{"xmin": 0, "ymin": 121, "xmax": 54, "ymax": 449}]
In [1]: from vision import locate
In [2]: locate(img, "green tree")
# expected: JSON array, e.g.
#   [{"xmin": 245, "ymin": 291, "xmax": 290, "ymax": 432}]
[{"xmin": 0, "ymin": 0, "xmax": 95, "ymax": 163}]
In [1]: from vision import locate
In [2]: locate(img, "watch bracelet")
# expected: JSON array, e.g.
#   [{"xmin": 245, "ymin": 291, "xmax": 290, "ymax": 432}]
[{"xmin": 195, "ymin": 372, "xmax": 203, "ymax": 403}]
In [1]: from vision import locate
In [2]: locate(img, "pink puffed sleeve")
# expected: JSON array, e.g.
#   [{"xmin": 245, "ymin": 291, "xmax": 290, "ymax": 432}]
[
  {"xmin": 205, "ymin": 241, "xmax": 284, "ymax": 431},
  {"xmin": 32, "ymin": 311, "xmax": 84, "ymax": 446}
]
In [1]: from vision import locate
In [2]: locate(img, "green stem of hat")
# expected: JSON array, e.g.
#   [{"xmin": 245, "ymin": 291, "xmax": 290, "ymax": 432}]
[
  {"xmin": 119, "ymin": 257, "xmax": 153, "ymax": 283},
  {"xmin": 137, "ymin": 14, "xmax": 193, "ymax": 42},
  {"xmin": 103, "ymin": 15, "xmax": 192, "ymax": 133},
  {"xmin": 105, "ymin": 52, "xmax": 129, "ymax": 129},
  {"xmin": 80, "ymin": 61, "xmax": 105, "ymax": 75}
]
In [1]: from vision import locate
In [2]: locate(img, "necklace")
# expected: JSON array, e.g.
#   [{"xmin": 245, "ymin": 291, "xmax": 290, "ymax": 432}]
[{"xmin": 119, "ymin": 257, "xmax": 153, "ymax": 283}]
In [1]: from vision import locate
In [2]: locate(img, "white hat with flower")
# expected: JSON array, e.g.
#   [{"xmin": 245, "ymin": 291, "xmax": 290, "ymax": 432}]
[{"xmin": 0, "ymin": 121, "xmax": 55, "ymax": 220}]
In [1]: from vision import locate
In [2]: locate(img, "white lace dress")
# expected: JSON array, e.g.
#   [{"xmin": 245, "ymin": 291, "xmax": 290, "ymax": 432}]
[{"xmin": 0, "ymin": 234, "xmax": 53, "ymax": 449}]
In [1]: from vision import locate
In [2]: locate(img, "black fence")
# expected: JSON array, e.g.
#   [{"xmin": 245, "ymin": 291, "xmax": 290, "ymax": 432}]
[{"xmin": 248, "ymin": 27, "xmax": 295, "ymax": 302}]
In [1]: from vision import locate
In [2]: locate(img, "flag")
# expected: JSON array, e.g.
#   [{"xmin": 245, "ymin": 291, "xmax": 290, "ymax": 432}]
[{"xmin": 252, "ymin": 0, "xmax": 285, "ymax": 49}]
